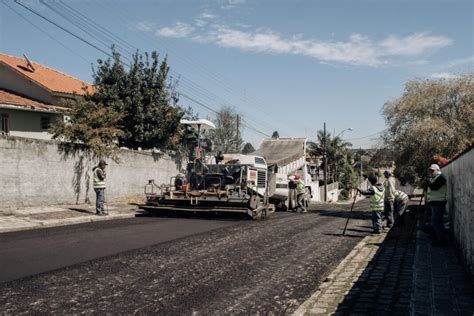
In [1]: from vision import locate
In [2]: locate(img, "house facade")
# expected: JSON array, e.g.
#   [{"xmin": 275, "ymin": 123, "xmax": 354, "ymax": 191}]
[{"xmin": 0, "ymin": 53, "xmax": 91, "ymax": 140}]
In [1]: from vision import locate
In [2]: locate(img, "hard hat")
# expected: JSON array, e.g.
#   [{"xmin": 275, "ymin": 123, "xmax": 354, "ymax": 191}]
[
  {"xmin": 429, "ymin": 164, "xmax": 440, "ymax": 171},
  {"xmin": 99, "ymin": 159, "xmax": 108, "ymax": 166}
]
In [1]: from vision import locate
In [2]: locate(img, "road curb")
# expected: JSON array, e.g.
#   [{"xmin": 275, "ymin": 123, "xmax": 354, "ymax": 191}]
[
  {"xmin": 0, "ymin": 213, "xmax": 137, "ymax": 234},
  {"xmin": 292, "ymin": 230, "xmax": 389, "ymax": 315}
]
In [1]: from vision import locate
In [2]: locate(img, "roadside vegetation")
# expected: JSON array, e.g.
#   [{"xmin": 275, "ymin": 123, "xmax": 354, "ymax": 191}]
[{"xmin": 382, "ymin": 73, "xmax": 473, "ymax": 185}]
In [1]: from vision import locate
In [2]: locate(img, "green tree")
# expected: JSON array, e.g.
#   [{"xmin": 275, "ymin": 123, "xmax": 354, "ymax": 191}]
[
  {"xmin": 383, "ymin": 74, "xmax": 474, "ymax": 184},
  {"xmin": 50, "ymin": 98, "xmax": 124, "ymax": 160},
  {"xmin": 309, "ymin": 130, "xmax": 354, "ymax": 185},
  {"xmin": 91, "ymin": 49, "xmax": 183, "ymax": 150},
  {"xmin": 208, "ymin": 106, "xmax": 243, "ymax": 153}
]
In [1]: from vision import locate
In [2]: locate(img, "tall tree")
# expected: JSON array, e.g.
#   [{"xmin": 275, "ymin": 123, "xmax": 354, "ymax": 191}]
[
  {"xmin": 208, "ymin": 106, "xmax": 244, "ymax": 154},
  {"xmin": 309, "ymin": 130, "xmax": 353, "ymax": 184},
  {"xmin": 91, "ymin": 49, "xmax": 183, "ymax": 150},
  {"xmin": 50, "ymin": 98, "xmax": 124, "ymax": 160},
  {"xmin": 383, "ymin": 74, "xmax": 474, "ymax": 184}
]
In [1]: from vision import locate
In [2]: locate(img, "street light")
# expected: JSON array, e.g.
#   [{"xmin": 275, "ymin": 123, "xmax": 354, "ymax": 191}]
[{"xmin": 336, "ymin": 127, "xmax": 353, "ymax": 138}]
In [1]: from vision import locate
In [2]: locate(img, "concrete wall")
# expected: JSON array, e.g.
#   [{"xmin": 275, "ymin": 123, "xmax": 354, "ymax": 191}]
[
  {"xmin": 0, "ymin": 108, "xmax": 60, "ymax": 140},
  {"xmin": 0, "ymin": 64, "xmax": 54, "ymax": 104},
  {"xmin": 0, "ymin": 136, "xmax": 179, "ymax": 209},
  {"xmin": 442, "ymin": 147, "xmax": 474, "ymax": 280}
]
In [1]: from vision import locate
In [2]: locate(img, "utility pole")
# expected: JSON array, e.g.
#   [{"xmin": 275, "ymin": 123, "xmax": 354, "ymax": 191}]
[
  {"xmin": 324, "ymin": 122, "xmax": 328, "ymax": 202},
  {"xmin": 360, "ymin": 147, "xmax": 363, "ymax": 186},
  {"xmin": 236, "ymin": 114, "xmax": 240, "ymax": 152}
]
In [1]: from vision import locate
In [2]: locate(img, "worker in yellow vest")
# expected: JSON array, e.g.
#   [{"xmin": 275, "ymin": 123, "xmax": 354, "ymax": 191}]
[
  {"xmin": 426, "ymin": 164, "xmax": 448, "ymax": 246},
  {"xmin": 358, "ymin": 175, "xmax": 385, "ymax": 234},
  {"xmin": 93, "ymin": 159, "xmax": 108, "ymax": 216}
]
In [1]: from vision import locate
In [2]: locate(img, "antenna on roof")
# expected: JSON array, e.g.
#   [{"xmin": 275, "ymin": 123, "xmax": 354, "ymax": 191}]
[{"xmin": 23, "ymin": 54, "xmax": 36, "ymax": 72}]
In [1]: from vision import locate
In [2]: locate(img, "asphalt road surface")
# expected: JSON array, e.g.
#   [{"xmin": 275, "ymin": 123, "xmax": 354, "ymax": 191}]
[{"xmin": 0, "ymin": 200, "xmax": 373, "ymax": 315}]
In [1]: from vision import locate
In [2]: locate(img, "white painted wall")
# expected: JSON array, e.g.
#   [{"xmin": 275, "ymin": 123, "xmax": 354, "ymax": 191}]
[
  {"xmin": 442, "ymin": 147, "xmax": 474, "ymax": 280},
  {"xmin": 0, "ymin": 136, "xmax": 179, "ymax": 209},
  {"xmin": 0, "ymin": 108, "xmax": 60, "ymax": 140}
]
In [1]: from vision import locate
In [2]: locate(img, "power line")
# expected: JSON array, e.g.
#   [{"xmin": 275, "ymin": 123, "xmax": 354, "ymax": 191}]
[
  {"xmin": 14, "ymin": 0, "xmax": 120, "ymax": 64},
  {"xmin": 15, "ymin": 0, "xmax": 273, "ymax": 138},
  {"xmin": 346, "ymin": 131, "xmax": 385, "ymax": 141},
  {"xmin": 0, "ymin": 0, "xmax": 91, "ymax": 64}
]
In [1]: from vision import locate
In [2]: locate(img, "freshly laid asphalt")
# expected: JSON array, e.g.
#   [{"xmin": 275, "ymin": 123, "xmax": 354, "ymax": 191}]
[
  {"xmin": 0, "ymin": 202, "xmax": 372, "ymax": 315},
  {"xmin": 0, "ymin": 216, "xmax": 238, "ymax": 283}
]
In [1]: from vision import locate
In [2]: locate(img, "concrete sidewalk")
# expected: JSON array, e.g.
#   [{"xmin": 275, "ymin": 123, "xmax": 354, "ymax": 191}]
[
  {"xmin": 0, "ymin": 203, "xmax": 140, "ymax": 233},
  {"xmin": 293, "ymin": 209, "xmax": 474, "ymax": 315}
]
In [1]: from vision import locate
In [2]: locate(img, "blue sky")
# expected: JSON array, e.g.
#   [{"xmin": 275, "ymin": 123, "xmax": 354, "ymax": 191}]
[{"xmin": 1, "ymin": 0, "xmax": 473, "ymax": 148}]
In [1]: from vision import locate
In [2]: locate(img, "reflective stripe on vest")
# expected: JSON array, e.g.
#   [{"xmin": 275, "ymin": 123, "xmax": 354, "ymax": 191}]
[
  {"xmin": 427, "ymin": 173, "xmax": 447, "ymax": 202},
  {"xmin": 93, "ymin": 168, "xmax": 106, "ymax": 189},
  {"xmin": 370, "ymin": 186, "xmax": 385, "ymax": 212},
  {"xmin": 296, "ymin": 181, "xmax": 305, "ymax": 194},
  {"xmin": 394, "ymin": 190, "xmax": 408, "ymax": 202}
]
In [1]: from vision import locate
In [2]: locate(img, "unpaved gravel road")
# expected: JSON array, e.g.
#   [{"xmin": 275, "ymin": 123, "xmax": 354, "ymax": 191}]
[{"xmin": 0, "ymin": 200, "xmax": 372, "ymax": 315}]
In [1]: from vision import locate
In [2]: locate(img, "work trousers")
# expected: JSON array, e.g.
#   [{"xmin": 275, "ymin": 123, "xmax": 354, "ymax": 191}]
[
  {"xmin": 372, "ymin": 211, "xmax": 383, "ymax": 233},
  {"xmin": 296, "ymin": 193, "xmax": 306, "ymax": 212},
  {"xmin": 95, "ymin": 188, "xmax": 105, "ymax": 214},
  {"xmin": 394, "ymin": 200, "xmax": 408, "ymax": 226},
  {"xmin": 384, "ymin": 201, "xmax": 394, "ymax": 228},
  {"xmin": 429, "ymin": 202, "xmax": 447, "ymax": 243}
]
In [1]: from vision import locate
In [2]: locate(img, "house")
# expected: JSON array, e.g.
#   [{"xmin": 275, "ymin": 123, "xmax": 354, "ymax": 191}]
[{"xmin": 0, "ymin": 53, "xmax": 92, "ymax": 140}]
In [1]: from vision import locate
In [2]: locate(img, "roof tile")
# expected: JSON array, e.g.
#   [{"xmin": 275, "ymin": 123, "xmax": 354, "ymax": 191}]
[{"xmin": 0, "ymin": 53, "xmax": 92, "ymax": 95}]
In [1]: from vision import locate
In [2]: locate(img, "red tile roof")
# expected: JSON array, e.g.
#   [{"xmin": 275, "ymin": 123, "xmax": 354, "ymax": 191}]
[
  {"xmin": 0, "ymin": 53, "xmax": 92, "ymax": 95},
  {"xmin": 0, "ymin": 89, "xmax": 67, "ymax": 113}
]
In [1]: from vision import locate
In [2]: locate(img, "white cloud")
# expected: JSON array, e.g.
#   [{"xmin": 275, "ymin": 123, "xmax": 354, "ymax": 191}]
[
  {"xmin": 195, "ymin": 12, "xmax": 217, "ymax": 27},
  {"xmin": 135, "ymin": 21, "xmax": 155, "ymax": 32},
  {"xmin": 379, "ymin": 32, "xmax": 453, "ymax": 56},
  {"xmin": 431, "ymin": 72, "xmax": 461, "ymax": 79},
  {"xmin": 156, "ymin": 22, "xmax": 195, "ymax": 38},
  {"xmin": 220, "ymin": 0, "xmax": 246, "ymax": 10},
  {"xmin": 446, "ymin": 55, "xmax": 474, "ymax": 68},
  {"xmin": 212, "ymin": 28, "xmax": 381, "ymax": 66},
  {"xmin": 146, "ymin": 19, "xmax": 453, "ymax": 67}
]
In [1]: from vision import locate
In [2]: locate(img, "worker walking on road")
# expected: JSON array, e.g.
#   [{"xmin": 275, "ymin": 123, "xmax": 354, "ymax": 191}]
[
  {"xmin": 295, "ymin": 175, "xmax": 307, "ymax": 213},
  {"xmin": 358, "ymin": 175, "xmax": 385, "ymax": 234},
  {"xmin": 425, "ymin": 164, "xmax": 448, "ymax": 246},
  {"xmin": 383, "ymin": 170, "xmax": 396, "ymax": 229},
  {"xmin": 393, "ymin": 189, "xmax": 409, "ymax": 226},
  {"xmin": 93, "ymin": 159, "xmax": 108, "ymax": 216}
]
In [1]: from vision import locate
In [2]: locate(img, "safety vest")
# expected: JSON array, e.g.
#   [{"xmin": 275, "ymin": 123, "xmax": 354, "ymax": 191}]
[
  {"xmin": 296, "ymin": 180, "xmax": 305, "ymax": 194},
  {"xmin": 427, "ymin": 173, "xmax": 447, "ymax": 202},
  {"xmin": 369, "ymin": 186, "xmax": 385, "ymax": 212},
  {"xmin": 394, "ymin": 190, "xmax": 409, "ymax": 202},
  {"xmin": 93, "ymin": 167, "xmax": 106, "ymax": 189}
]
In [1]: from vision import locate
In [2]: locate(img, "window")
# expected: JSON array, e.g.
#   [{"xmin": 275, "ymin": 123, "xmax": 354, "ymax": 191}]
[
  {"xmin": 1, "ymin": 114, "xmax": 9, "ymax": 135},
  {"xmin": 40, "ymin": 116, "xmax": 51, "ymax": 130}
]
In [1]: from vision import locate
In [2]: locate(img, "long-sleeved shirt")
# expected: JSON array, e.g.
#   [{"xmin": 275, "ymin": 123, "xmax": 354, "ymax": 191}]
[
  {"xmin": 359, "ymin": 184, "xmax": 385, "ymax": 196},
  {"xmin": 428, "ymin": 172, "xmax": 446, "ymax": 190},
  {"xmin": 384, "ymin": 177, "xmax": 396, "ymax": 202}
]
